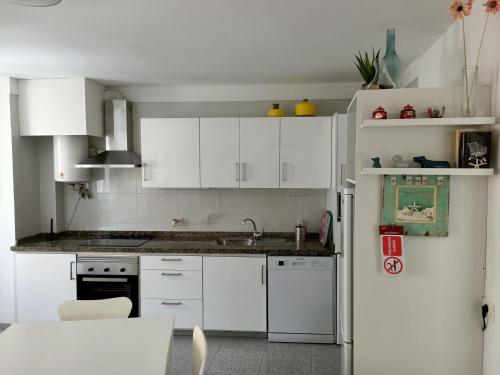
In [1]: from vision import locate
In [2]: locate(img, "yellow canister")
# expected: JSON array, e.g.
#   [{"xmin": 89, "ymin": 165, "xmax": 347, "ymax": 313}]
[
  {"xmin": 267, "ymin": 103, "xmax": 285, "ymax": 117},
  {"xmin": 295, "ymin": 99, "xmax": 316, "ymax": 117}
]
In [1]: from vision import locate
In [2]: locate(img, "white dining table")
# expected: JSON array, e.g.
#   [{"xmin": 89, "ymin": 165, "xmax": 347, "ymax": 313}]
[{"xmin": 0, "ymin": 316, "xmax": 175, "ymax": 375}]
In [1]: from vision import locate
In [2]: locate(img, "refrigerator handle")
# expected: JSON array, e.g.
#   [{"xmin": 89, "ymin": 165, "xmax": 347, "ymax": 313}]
[{"xmin": 337, "ymin": 193, "xmax": 342, "ymax": 222}]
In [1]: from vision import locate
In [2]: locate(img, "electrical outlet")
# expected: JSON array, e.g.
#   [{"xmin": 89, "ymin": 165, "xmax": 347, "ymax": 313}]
[{"xmin": 484, "ymin": 298, "xmax": 495, "ymax": 322}]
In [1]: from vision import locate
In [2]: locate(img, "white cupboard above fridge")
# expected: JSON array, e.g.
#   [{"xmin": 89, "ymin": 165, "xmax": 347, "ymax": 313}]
[
  {"xmin": 141, "ymin": 118, "xmax": 200, "ymax": 188},
  {"xmin": 18, "ymin": 78, "xmax": 104, "ymax": 137}
]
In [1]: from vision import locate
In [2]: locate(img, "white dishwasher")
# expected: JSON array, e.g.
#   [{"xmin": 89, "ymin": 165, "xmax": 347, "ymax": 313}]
[{"xmin": 268, "ymin": 256, "xmax": 335, "ymax": 344}]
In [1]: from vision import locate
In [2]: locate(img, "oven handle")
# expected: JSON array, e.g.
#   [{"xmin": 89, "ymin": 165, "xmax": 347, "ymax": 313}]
[
  {"xmin": 161, "ymin": 301, "xmax": 182, "ymax": 306},
  {"xmin": 81, "ymin": 277, "xmax": 128, "ymax": 282},
  {"xmin": 161, "ymin": 272, "xmax": 182, "ymax": 276}
]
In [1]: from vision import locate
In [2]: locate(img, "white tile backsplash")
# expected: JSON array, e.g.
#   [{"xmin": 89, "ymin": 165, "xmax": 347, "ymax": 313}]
[{"xmin": 64, "ymin": 169, "xmax": 326, "ymax": 232}]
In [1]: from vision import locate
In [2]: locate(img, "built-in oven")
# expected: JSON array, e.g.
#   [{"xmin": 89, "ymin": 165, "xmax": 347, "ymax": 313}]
[{"xmin": 76, "ymin": 256, "xmax": 139, "ymax": 317}]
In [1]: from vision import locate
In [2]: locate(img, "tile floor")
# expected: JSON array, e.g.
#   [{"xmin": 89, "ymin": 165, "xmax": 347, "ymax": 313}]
[{"xmin": 173, "ymin": 335, "xmax": 341, "ymax": 375}]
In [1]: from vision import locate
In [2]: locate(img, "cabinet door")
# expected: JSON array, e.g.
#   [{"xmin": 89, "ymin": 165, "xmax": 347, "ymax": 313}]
[
  {"xmin": 200, "ymin": 118, "xmax": 239, "ymax": 188},
  {"xmin": 141, "ymin": 118, "xmax": 200, "ymax": 188},
  {"xmin": 18, "ymin": 78, "xmax": 104, "ymax": 136},
  {"xmin": 240, "ymin": 118, "xmax": 280, "ymax": 188},
  {"xmin": 15, "ymin": 253, "xmax": 76, "ymax": 323},
  {"xmin": 203, "ymin": 256, "xmax": 267, "ymax": 332},
  {"xmin": 280, "ymin": 117, "xmax": 332, "ymax": 188}
]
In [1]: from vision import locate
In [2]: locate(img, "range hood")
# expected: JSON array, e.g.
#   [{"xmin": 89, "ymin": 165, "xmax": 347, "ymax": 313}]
[{"xmin": 76, "ymin": 99, "xmax": 141, "ymax": 168}]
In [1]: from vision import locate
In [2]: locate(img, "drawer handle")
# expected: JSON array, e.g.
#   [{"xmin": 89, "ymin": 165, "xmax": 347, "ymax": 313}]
[
  {"xmin": 161, "ymin": 258, "xmax": 182, "ymax": 262},
  {"xmin": 161, "ymin": 272, "xmax": 182, "ymax": 276},
  {"xmin": 161, "ymin": 301, "xmax": 182, "ymax": 306}
]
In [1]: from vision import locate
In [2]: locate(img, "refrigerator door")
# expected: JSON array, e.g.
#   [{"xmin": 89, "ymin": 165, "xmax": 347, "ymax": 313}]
[{"xmin": 341, "ymin": 188, "xmax": 354, "ymax": 344}]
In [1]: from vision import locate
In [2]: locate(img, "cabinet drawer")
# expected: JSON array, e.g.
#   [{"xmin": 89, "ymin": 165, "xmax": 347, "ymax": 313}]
[
  {"xmin": 140, "ymin": 255, "xmax": 202, "ymax": 270},
  {"xmin": 141, "ymin": 299, "xmax": 202, "ymax": 329},
  {"xmin": 141, "ymin": 270, "xmax": 202, "ymax": 299}
]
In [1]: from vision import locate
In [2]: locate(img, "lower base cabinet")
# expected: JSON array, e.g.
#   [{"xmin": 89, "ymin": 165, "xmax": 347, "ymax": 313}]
[
  {"xmin": 140, "ymin": 299, "xmax": 203, "ymax": 329},
  {"xmin": 15, "ymin": 253, "xmax": 77, "ymax": 323},
  {"xmin": 203, "ymin": 256, "xmax": 267, "ymax": 332}
]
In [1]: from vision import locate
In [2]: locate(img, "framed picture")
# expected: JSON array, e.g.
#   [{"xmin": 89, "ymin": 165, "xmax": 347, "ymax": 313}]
[{"xmin": 382, "ymin": 175, "xmax": 450, "ymax": 237}]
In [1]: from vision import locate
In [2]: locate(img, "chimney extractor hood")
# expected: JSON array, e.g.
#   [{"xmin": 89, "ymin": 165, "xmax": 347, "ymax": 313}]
[{"xmin": 76, "ymin": 100, "xmax": 141, "ymax": 168}]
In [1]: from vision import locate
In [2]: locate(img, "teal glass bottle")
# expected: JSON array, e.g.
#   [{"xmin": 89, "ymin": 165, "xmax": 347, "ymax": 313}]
[{"xmin": 383, "ymin": 28, "xmax": 402, "ymax": 88}]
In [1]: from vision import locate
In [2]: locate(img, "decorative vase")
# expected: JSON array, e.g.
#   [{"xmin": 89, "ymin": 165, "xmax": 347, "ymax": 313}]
[
  {"xmin": 295, "ymin": 99, "xmax": 316, "ymax": 116},
  {"xmin": 463, "ymin": 65, "xmax": 478, "ymax": 117},
  {"xmin": 383, "ymin": 28, "xmax": 402, "ymax": 87},
  {"xmin": 368, "ymin": 58, "xmax": 395, "ymax": 90},
  {"xmin": 267, "ymin": 103, "xmax": 285, "ymax": 117}
]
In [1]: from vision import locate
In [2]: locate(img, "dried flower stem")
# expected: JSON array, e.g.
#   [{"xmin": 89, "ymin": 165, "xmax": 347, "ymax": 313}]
[
  {"xmin": 462, "ymin": 19, "xmax": 471, "ymax": 116},
  {"xmin": 467, "ymin": 12, "xmax": 490, "ymax": 104}
]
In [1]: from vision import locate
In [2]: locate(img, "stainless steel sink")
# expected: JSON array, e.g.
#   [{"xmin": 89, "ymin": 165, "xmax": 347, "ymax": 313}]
[{"xmin": 215, "ymin": 238, "xmax": 256, "ymax": 247}]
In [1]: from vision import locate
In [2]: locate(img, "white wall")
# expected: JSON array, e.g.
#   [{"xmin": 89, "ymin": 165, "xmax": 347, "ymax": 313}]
[
  {"xmin": 0, "ymin": 78, "xmax": 17, "ymax": 323},
  {"xmin": 400, "ymin": 5, "xmax": 500, "ymax": 374}
]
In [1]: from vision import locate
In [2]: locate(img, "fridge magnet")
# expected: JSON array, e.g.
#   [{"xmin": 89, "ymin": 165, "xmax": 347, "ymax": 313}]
[{"xmin": 382, "ymin": 175, "xmax": 450, "ymax": 237}]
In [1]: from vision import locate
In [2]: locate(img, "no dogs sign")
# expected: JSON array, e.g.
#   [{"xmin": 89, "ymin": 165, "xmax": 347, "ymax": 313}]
[{"xmin": 379, "ymin": 226, "xmax": 405, "ymax": 276}]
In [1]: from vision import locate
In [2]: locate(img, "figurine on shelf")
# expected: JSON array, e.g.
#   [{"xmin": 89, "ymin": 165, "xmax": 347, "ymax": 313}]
[
  {"xmin": 413, "ymin": 156, "xmax": 451, "ymax": 168},
  {"xmin": 427, "ymin": 106, "xmax": 445, "ymax": 118},
  {"xmin": 392, "ymin": 155, "xmax": 420, "ymax": 168},
  {"xmin": 371, "ymin": 157, "xmax": 382, "ymax": 168},
  {"xmin": 372, "ymin": 106, "xmax": 387, "ymax": 120},
  {"xmin": 400, "ymin": 104, "xmax": 416, "ymax": 119}
]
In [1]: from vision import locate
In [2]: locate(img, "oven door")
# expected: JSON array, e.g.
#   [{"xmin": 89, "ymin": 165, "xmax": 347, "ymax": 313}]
[{"xmin": 76, "ymin": 275, "xmax": 139, "ymax": 317}]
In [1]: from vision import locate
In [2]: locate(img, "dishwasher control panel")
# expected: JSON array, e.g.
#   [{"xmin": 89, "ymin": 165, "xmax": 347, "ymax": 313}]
[{"xmin": 268, "ymin": 256, "xmax": 333, "ymax": 270}]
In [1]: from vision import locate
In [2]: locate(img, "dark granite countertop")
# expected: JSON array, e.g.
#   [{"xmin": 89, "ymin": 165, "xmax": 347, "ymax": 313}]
[{"xmin": 11, "ymin": 231, "xmax": 334, "ymax": 257}]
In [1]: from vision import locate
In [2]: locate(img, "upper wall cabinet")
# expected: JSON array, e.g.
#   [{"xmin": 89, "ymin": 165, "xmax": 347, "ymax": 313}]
[
  {"xmin": 280, "ymin": 117, "xmax": 332, "ymax": 189},
  {"xmin": 240, "ymin": 118, "xmax": 280, "ymax": 188},
  {"xmin": 18, "ymin": 78, "xmax": 104, "ymax": 137},
  {"xmin": 200, "ymin": 118, "xmax": 240, "ymax": 188},
  {"xmin": 141, "ymin": 118, "xmax": 200, "ymax": 188}
]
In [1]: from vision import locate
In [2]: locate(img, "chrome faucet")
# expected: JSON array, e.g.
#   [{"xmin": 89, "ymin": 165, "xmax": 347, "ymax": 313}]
[{"xmin": 241, "ymin": 218, "xmax": 263, "ymax": 240}]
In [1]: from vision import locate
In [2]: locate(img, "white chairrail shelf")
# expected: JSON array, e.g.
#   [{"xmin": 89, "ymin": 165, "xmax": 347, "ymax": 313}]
[
  {"xmin": 361, "ymin": 168, "xmax": 494, "ymax": 176},
  {"xmin": 361, "ymin": 117, "xmax": 496, "ymax": 128}
]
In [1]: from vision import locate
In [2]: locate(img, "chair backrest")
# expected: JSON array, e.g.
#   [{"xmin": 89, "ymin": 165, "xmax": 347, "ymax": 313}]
[
  {"xmin": 192, "ymin": 326, "xmax": 208, "ymax": 375},
  {"xmin": 58, "ymin": 297, "xmax": 132, "ymax": 321}
]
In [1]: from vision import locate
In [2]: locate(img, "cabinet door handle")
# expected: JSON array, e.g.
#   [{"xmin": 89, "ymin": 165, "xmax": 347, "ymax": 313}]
[
  {"xmin": 282, "ymin": 162, "xmax": 287, "ymax": 182},
  {"xmin": 161, "ymin": 272, "xmax": 182, "ymax": 276},
  {"xmin": 235, "ymin": 162, "xmax": 240, "ymax": 182},
  {"xmin": 70, "ymin": 261, "xmax": 75, "ymax": 280},
  {"xmin": 242, "ymin": 163, "xmax": 247, "ymax": 181},
  {"xmin": 161, "ymin": 301, "xmax": 182, "ymax": 306},
  {"xmin": 143, "ymin": 163, "xmax": 149, "ymax": 181},
  {"xmin": 261, "ymin": 264, "xmax": 266, "ymax": 285},
  {"xmin": 161, "ymin": 258, "xmax": 182, "ymax": 262}
]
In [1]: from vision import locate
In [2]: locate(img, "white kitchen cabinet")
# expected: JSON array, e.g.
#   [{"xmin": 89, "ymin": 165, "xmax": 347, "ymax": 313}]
[
  {"xmin": 280, "ymin": 117, "xmax": 332, "ymax": 188},
  {"xmin": 240, "ymin": 118, "xmax": 280, "ymax": 188},
  {"xmin": 140, "ymin": 299, "xmax": 203, "ymax": 329},
  {"xmin": 140, "ymin": 255, "xmax": 203, "ymax": 329},
  {"xmin": 141, "ymin": 118, "xmax": 200, "ymax": 188},
  {"xmin": 203, "ymin": 256, "xmax": 267, "ymax": 332},
  {"xmin": 200, "ymin": 118, "xmax": 240, "ymax": 188},
  {"xmin": 18, "ymin": 78, "xmax": 104, "ymax": 136},
  {"xmin": 15, "ymin": 253, "xmax": 76, "ymax": 323}
]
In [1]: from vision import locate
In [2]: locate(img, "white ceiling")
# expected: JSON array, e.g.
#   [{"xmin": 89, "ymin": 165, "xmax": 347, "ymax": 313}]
[{"xmin": 0, "ymin": 0, "xmax": 452, "ymax": 86}]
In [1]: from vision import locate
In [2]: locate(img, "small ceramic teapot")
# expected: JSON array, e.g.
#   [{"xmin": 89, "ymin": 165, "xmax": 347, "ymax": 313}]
[{"xmin": 400, "ymin": 104, "xmax": 416, "ymax": 119}]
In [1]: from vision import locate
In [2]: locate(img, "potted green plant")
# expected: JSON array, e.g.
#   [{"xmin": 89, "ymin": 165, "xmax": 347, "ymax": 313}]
[{"xmin": 354, "ymin": 48, "xmax": 380, "ymax": 89}]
